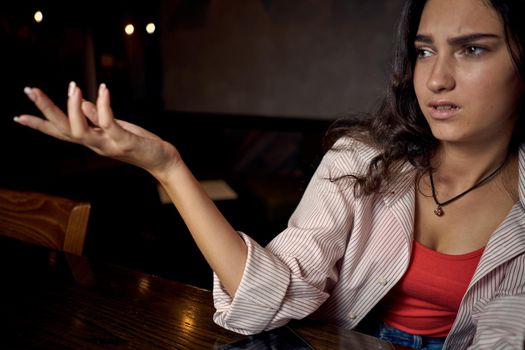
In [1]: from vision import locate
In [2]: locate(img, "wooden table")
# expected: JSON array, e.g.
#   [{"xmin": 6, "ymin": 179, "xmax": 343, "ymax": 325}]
[{"xmin": 0, "ymin": 236, "xmax": 398, "ymax": 349}]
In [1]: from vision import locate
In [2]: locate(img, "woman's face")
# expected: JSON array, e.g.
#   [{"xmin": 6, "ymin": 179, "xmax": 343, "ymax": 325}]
[{"xmin": 413, "ymin": 0, "xmax": 523, "ymax": 149}]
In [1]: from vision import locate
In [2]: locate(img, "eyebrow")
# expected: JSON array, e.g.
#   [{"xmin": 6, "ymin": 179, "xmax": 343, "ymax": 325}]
[{"xmin": 415, "ymin": 33, "xmax": 501, "ymax": 46}]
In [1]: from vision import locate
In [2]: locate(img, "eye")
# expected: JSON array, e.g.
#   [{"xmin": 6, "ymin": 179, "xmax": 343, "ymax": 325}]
[
  {"xmin": 463, "ymin": 45, "xmax": 486, "ymax": 56},
  {"xmin": 416, "ymin": 47, "xmax": 433, "ymax": 59}
]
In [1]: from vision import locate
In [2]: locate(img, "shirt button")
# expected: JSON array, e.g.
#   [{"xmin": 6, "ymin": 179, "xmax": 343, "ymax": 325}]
[
  {"xmin": 349, "ymin": 313, "xmax": 357, "ymax": 320},
  {"xmin": 378, "ymin": 276, "xmax": 388, "ymax": 286}
]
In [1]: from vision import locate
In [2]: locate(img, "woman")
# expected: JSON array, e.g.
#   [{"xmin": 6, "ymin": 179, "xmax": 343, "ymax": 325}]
[{"xmin": 15, "ymin": 0, "xmax": 525, "ymax": 348}]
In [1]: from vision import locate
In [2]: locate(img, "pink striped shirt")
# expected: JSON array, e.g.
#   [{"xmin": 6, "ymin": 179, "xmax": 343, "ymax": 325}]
[{"xmin": 213, "ymin": 138, "xmax": 525, "ymax": 349}]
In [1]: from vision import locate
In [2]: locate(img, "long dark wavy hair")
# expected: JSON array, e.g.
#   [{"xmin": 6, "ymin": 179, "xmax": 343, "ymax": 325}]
[{"xmin": 324, "ymin": 0, "xmax": 525, "ymax": 196}]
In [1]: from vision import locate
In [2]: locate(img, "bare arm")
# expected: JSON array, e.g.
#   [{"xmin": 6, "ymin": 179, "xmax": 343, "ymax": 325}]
[{"xmin": 16, "ymin": 82, "xmax": 246, "ymax": 295}]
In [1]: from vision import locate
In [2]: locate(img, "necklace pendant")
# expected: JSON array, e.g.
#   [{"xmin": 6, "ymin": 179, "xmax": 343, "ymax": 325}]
[{"xmin": 434, "ymin": 205, "xmax": 444, "ymax": 216}]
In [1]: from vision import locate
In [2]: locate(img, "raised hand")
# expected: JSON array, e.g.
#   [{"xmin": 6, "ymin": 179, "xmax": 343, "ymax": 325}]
[
  {"xmin": 15, "ymin": 82, "xmax": 181, "ymax": 178},
  {"xmin": 16, "ymin": 82, "xmax": 248, "ymax": 296}
]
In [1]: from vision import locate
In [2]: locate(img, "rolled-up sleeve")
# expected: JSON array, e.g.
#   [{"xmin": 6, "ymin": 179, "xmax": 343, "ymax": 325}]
[{"xmin": 213, "ymin": 140, "xmax": 362, "ymax": 334}]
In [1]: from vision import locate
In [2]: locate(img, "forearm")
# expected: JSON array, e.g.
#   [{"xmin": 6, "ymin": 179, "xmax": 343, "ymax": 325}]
[
  {"xmin": 152, "ymin": 160, "xmax": 247, "ymax": 296},
  {"xmin": 17, "ymin": 85, "xmax": 247, "ymax": 295}
]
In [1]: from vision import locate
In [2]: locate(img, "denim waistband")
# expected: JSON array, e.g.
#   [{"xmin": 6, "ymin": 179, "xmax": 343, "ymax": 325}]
[{"xmin": 371, "ymin": 321, "xmax": 446, "ymax": 350}]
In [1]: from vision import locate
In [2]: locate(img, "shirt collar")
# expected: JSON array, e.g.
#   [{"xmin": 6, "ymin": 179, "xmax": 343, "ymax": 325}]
[
  {"xmin": 518, "ymin": 144, "xmax": 525, "ymax": 211},
  {"xmin": 381, "ymin": 162, "xmax": 416, "ymax": 208}
]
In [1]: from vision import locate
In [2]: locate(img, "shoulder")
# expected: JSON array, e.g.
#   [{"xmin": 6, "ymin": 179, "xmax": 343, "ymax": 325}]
[{"xmin": 321, "ymin": 136, "xmax": 380, "ymax": 177}]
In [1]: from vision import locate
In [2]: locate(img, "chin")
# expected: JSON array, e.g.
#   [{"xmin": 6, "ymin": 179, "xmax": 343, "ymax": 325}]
[
  {"xmin": 429, "ymin": 131, "xmax": 469, "ymax": 145},
  {"xmin": 428, "ymin": 123, "xmax": 468, "ymax": 140},
  {"xmin": 429, "ymin": 130, "xmax": 454, "ymax": 142}
]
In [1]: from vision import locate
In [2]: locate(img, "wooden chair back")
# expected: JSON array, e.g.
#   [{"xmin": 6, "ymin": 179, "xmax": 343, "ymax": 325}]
[{"xmin": 0, "ymin": 188, "xmax": 90, "ymax": 255}]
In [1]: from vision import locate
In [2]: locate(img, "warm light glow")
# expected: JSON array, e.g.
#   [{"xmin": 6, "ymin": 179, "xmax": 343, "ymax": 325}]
[
  {"xmin": 34, "ymin": 11, "xmax": 43, "ymax": 23},
  {"xmin": 124, "ymin": 24, "xmax": 135, "ymax": 35},
  {"xmin": 181, "ymin": 314, "xmax": 195, "ymax": 330},
  {"xmin": 146, "ymin": 23, "xmax": 156, "ymax": 34},
  {"xmin": 137, "ymin": 276, "xmax": 151, "ymax": 295}
]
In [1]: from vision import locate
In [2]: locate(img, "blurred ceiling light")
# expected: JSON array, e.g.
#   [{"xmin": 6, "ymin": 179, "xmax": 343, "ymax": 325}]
[
  {"xmin": 146, "ymin": 23, "xmax": 156, "ymax": 34},
  {"xmin": 34, "ymin": 11, "xmax": 43, "ymax": 23},
  {"xmin": 124, "ymin": 24, "xmax": 135, "ymax": 35}
]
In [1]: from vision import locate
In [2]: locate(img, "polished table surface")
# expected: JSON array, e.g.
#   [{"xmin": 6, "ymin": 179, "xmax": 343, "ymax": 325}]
[{"xmin": 0, "ymin": 235, "xmax": 400, "ymax": 349}]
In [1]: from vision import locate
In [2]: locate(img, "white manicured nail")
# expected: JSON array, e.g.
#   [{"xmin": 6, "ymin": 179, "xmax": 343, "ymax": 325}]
[
  {"xmin": 68, "ymin": 81, "xmax": 77, "ymax": 97},
  {"xmin": 23, "ymin": 87, "xmax": 36, "ymax": 102},
  {"xmin": 13, "ymin": 116, "xmax": 20, "ymax": 123},
  {"xmin": 98, "ymin": 83, "xmax": 106, "ymax": 97}
]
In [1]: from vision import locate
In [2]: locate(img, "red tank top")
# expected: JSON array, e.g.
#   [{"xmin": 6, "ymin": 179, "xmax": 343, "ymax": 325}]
[{"xmin": 381, "ymin": 240, "xmax": 484, "ymax": 337}]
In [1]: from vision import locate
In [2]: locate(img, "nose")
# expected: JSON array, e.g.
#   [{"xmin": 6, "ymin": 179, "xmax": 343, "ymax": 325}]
[{"xmin": 426, "ymin": 55, "xmax": 456, "ymax": 93}]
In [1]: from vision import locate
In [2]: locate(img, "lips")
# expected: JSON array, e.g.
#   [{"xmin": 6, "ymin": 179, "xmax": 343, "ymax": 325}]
[{"xmin": 427, "ymin": 101, "xmax": 460, "ymax": 120}]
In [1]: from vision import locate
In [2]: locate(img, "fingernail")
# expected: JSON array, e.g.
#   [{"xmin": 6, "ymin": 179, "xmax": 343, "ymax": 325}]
[
  {"xmin": 68, "ymin": 81, "xmax": 77, "ymax": 97},
  {"xmin": 98, "ymin": 83, "xmax": 106, "ymax": 97},
  {"xmin": 24, "ymin": 87, "xmax": 36, "ymax": 102},
  {"xmin": 13, "ymin": 116, "xmax": 20, "ymax": 123}
]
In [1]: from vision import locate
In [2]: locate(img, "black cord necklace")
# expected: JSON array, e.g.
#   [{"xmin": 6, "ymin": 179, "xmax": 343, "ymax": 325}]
[{"xmin": 429, "ymin": 160, "xmax": 507, "ymax": 217}]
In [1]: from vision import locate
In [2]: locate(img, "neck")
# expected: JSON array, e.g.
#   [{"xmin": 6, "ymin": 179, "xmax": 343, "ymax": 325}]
[{"xmin": 432, "ymin": 140, "xmax": 511, "ymax": 192}]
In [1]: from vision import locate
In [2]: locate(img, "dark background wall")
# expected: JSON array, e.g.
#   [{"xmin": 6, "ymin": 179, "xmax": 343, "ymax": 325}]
[
  {"xmin": 0, "ymin": 0, "xmax": 403, "ymax": 289},
  {"xmin": 161, "ymin": 0, "xmax": 403, "ymax": 118}
]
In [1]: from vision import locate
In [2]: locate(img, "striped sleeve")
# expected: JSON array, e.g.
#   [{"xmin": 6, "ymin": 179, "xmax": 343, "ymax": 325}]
[
  {"xmin": 468, "ymin": 255, "xmax": 525, "ymax": 349},
  {"xmin": 213, "ymin": 139, "xmax": 361, "ymax": 334},
  {"xmin": 468, "ymin": 294, "xmax": 525, "ymax": 349}
]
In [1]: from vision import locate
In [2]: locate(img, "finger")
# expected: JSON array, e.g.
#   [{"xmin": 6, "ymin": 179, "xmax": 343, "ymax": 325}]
[
  {"xmin": 81, "ymin": 99, "xmax": 99, "ymax": 126},
  {"xmin": 96, "ymin": 83, "xmax": 124, "ymax": 138},
  {"xmin": 67, "ymin": 82, "xmax": 89, "ymax": 137},
  {"xmin": 24, "ymin": 87, "xmax": 71, "ymax": 134},
  {"xmin": 14, "ymin": 115, "xmax": 74, "ymax": 142}
]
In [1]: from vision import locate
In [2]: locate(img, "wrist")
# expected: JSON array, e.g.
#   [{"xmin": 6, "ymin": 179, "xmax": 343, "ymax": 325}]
[{"xmin": 148, "ymin": 154, "xmax": 185, "ymax": 185}]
